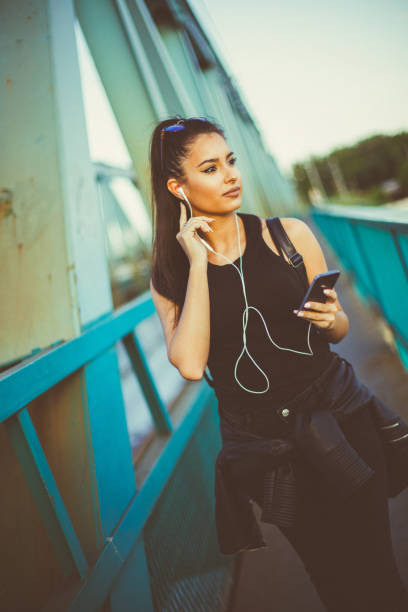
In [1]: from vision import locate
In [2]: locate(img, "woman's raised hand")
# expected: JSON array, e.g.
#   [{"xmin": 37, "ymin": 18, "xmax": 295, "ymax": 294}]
[{"xmin": 176, "ymin": 202, "xmax": 215, "ymax": 266}]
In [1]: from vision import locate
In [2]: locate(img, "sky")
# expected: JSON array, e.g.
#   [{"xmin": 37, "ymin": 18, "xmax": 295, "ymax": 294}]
[{"xmin": 195, "ymin": 0, "xmax": 408, "ymax": 174}]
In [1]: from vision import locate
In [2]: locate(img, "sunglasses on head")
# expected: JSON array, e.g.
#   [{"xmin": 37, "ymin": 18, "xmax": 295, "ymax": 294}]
[{"xmin": 160, "ymin": 117, "xmax": 209, "ymax": 173}]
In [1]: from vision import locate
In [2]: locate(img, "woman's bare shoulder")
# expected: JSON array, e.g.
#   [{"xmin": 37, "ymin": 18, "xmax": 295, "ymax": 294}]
[
  {"xmin": 258, "ymin": 216, "xmax": 304, "ymax": 261},
  {"xmin": 258, "ymin": 216, "xmax": 331, "ymax": 285},
  {"xmin": 259, "ymin": 216, "xmax": 303, "ymax": 237}
]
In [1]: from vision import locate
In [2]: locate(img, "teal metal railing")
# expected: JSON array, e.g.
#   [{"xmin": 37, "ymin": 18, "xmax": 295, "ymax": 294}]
[
  {"xmin": 311, "ymin": 204, "xmax": 408, "ymax": 369},
  {"xmin": 0, "ymin": 292, "xmax": 232, "ymax": 611}
]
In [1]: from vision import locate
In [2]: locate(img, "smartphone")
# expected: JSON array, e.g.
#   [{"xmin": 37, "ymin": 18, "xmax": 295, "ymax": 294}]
[{"xmin": 297, "ymin": 269, "xmax": 340, "ymax": 311}]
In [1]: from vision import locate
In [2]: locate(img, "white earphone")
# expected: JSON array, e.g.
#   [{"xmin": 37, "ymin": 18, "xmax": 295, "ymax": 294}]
[
  {"xmin": 176, "ymin": 186, "xmax": 314, "ymax": 394},
  {"xmin": 177, "ymin": 187, "xmax": 216, "ymax": 253}
]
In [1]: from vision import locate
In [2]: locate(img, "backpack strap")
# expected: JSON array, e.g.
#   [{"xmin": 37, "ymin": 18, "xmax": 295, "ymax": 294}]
[{"xmin": 266, "ymin": 217, "xmax": 309, "ymax": 291}]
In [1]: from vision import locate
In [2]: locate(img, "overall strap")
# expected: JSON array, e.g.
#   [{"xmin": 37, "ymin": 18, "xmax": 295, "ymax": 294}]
[{"xmin": 266, "ymin": 217, "xmax": 309, "ymax": 292}]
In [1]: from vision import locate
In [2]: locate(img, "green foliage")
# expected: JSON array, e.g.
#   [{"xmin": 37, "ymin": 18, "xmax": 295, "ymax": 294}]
[
  {"xmin": 291, "ymin": 131, "xmax": 408, "ymax": 205},
  {"xmin": 397, "ymin": 159, "xmax": 408, "ymax": 192}
]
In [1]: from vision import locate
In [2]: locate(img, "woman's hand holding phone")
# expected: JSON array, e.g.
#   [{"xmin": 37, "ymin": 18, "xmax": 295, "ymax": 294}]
[{"xmin": 293, "ymin": 287, "xmax": 339, "ymax": 331}]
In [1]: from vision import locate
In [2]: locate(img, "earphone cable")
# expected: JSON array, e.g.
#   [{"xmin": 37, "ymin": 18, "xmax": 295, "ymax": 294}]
[{"xmin": 178, "ymin": 191, "xmax": 314, "ymax": 394}]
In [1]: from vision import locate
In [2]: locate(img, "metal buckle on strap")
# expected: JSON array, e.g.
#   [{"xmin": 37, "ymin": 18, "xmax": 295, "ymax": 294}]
[{"xmin": 289, "ymin": 252, "xmax": 303, "ymax": 268}]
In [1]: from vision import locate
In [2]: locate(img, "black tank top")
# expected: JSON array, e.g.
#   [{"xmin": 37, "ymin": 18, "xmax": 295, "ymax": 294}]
[{"xmin": 206, "ymin": 212, "xmax": 336, "ymax": 410}]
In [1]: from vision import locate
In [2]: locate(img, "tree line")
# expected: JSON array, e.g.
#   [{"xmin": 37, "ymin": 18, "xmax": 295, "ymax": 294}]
[{"xmin": 292, "ymin": 131, "xmax": 408, "ymax": 206}]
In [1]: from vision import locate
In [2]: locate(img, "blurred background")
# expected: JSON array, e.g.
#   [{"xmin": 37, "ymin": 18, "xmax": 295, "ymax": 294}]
[
  {"xmin": 200, "ymin": 0, "xmax": 408, "ymax": 206},
  {"xmin": 1, "ymin": 1, "xmax": 407, "ymax": 610}
]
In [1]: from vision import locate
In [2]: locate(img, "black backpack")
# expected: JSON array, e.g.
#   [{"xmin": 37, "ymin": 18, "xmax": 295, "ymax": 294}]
[{"xmin": 203, "ymin": 216, "xmax": 309, "ymax": 388}]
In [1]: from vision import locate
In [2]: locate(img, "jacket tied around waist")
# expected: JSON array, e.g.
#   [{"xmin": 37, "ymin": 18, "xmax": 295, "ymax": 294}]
[{"xmin": 214, "ymin": 354, "xmax": 408, "ymax": 556}]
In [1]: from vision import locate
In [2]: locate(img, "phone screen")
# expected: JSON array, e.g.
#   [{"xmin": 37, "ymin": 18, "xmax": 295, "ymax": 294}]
[{"xmin": 297, "ymin": 270, "xmax": 340, "ymax": 312}]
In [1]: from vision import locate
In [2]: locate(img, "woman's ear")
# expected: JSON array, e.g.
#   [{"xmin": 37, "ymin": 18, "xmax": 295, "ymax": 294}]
[{"xmin": 166, "ymin": 177, "xmax": 182, "ymax": 199}]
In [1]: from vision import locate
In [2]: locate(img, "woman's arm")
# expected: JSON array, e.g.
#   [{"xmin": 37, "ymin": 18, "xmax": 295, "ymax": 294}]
[{"xmin": 150, "ymin": 260, "xmax": 210, "ymax": 380}]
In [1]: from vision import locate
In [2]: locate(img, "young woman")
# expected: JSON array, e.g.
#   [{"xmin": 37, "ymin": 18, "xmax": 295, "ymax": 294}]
[{"xmin": 149, "ymin": 116, "xmax": 408, "ymax": 611}]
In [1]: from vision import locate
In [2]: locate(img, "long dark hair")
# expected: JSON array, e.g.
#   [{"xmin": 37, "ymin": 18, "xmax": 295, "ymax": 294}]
[{"xmin": 149, "ymin": 115, "xmax": 225, "ymax": 329}]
